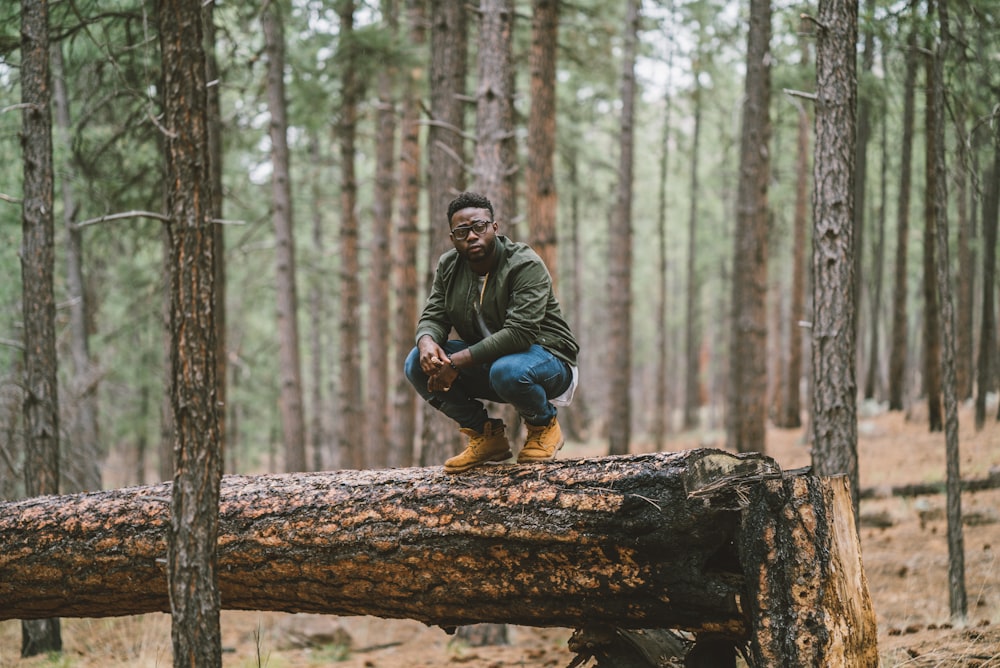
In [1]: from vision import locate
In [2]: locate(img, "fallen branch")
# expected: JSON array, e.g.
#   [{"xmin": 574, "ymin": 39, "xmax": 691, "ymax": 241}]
[
  {"xmin": 860, "ymin": 470, "xmax": 1000, "ymax": 499},
  {"xmin": 73, "ymin": 210, "xmax": 246, "ymax": 229}
]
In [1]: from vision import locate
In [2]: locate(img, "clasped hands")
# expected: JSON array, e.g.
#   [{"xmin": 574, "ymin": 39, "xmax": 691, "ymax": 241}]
[{"xmin": 417, "ymin": 337, "xmax": 459, "ymax": 393}]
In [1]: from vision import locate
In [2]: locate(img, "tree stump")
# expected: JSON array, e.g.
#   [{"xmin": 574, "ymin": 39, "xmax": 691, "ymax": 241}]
[{"xmin": 0, "ymin": 449, "xmax": 878, "ymax": 666}]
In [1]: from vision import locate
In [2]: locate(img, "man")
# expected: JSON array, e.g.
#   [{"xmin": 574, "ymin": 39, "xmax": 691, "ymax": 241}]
[{"xmin": 405, "ymin": 191, "xmax": 579, "ymax": 473}]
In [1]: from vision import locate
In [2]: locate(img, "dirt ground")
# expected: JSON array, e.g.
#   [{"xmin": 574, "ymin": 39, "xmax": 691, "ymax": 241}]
[{"xmin": 2, "ymin": 403, "xmax": 999, "ymax": 667}]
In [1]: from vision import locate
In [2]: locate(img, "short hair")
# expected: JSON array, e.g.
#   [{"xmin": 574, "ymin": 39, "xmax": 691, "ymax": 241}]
[{"xmin": 447, "ymin": 192, "xmax": 494, "ymax": 226}]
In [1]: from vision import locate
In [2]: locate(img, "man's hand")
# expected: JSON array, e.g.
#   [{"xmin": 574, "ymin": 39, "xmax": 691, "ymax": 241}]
[
  {"xmin": 417, "ymin": 336, "xmax": 448, "ymax": 375},
  {"xmin": 418, "ymin": 336, "xmax": 459, "ymax": 392},
  {"xmin": 427, "ymin": 364, "xmax": 458, "ymax": 393}
]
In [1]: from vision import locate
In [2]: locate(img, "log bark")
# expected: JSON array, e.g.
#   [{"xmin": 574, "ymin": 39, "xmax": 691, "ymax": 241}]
[
  {"xmin": 740, "ymin": 474, "xmax": 878, "ymax": 666},
  {"xmin": 0, "ymin": 450, "xmax": 879, "ymax": 666},
  {"xmin": 1, "ymin": 451, "xmax": 738, "ymax": 631}
]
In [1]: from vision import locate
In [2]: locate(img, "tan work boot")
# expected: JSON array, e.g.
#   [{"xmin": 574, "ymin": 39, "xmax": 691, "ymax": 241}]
[
  {"xmin": 517, "ymin": 417, "xmax": 564, "ymax": 462},
  {"xmin": 444, "ymin": 420, "xmax": 512, "ymax": 474}
]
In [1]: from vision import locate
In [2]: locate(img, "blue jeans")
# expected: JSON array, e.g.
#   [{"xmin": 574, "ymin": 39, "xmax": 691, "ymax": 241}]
[{"xmin": 404, "ymin": 342, "xmax": 572, "ymax": 432}]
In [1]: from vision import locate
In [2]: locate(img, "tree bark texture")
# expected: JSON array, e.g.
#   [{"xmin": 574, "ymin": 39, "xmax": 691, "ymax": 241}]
[
  {"xmin": 922, "ymin": 46, "xmax": 943, "ymax": 433},
  {"xmin": 426, "ymin": 0, "xmax": 468, "ymax": 265},
  {"xmin": 158, "ymin": 229, "xmax": 175, "ymax": 483},
  {"xmin": 20, "ymin": 0, "xmax": 59, "ymax": 516},
  {"xmin": 727, "ymin": 0, "xmax": 771, "ymax": 454},
  {"xmin": 306, "ymin": 135, "xmax": 329, "ymax": 471},
  {"xmin": 652, "ymin": 12, "xmax": 676, "ymax": 450},
  {"xmin": 158, "ymin": 0, "xmax": 223, "ymax": 662},
  {"xmin": 390, "ymin": 0, "xmax": 425, "ymax": 468},
  {"xmin": 853, "ymin": 0, "xmax": 875, "ymax": 360},
  {"xmin": 367, "ymin": 0, "xmax": 398, "ymax": 469},
  {"xmin": 421, "ymin": 0, "xmax": 467, "ymax": 467},
  {"xmin": 473, "ymin": 0, "xmax": 517, "ymax": 225},
  {"xmin": 527, "ymin": 0, "xmax": 559, "ymax": 281},
  {"xmin": 888, "ymin": 14, "xmax": 918, "ymax": 412},
  {"xmin": 337, "ymin": 0, "xmax": 365, "ymax": 471},
  {"xmin": 264, "ymin": 0, "xmax": 307, "ymax": 472},
  {"xmin": 976, "ymin": 146, "xmax": 999, "ymax": 430},
  {"xmin": 683, "ymin": 41, "xmax": 704, "ymax": 432},
  {"xmin": 952, "ymin": 44, "xmax": 973, "ymax": 403},
  {"xmin": 864, "ymin": 73, "xmax": 887, "ymax": 403},
  {"xmin": 205, "ymin": 2, "xmax": 228, "ymax": 475},
  {"xmin": 740, "ymin": 474, "xmax": 878, "ymax": 666},
  {"xmin": 20, "ymin": 0, "xmax": 63, "ymax": 655},
  {"xmin": 607, "ymin": 0, "xmax": 640, "ymax": 455},
  {"xmin": 0, "ymin": 451, "xmax": 879, "ymax": 666},
  {"xmin": 810, "ymin": 0, "xmax": 860, "ymax": 520},
  {"xmin": 929, "ymin": 0, "xmax": 968, "ymax": 621},
  {"xmin": 777, "ymin": 98, "xmax": 809, "ymax": 429}
]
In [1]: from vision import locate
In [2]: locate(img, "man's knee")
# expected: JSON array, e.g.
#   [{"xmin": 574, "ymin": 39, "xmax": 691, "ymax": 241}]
[{"xmin": 488, "ymin": 356, "xmax": 529, "ymax": 395}]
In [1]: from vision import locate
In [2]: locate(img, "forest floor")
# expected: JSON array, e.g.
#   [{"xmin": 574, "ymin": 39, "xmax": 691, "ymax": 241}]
[{"xmin": 2, "ymin": 401, "xmax": 999, "ymax": 667}]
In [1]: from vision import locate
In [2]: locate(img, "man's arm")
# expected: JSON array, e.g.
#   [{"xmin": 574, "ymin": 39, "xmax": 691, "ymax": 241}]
[{"xmin": 414, "ymin": 256, "xmax": 452, "ymax": 346}]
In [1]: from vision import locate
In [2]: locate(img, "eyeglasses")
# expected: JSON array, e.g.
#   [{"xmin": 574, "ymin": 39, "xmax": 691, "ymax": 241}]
[{"xmin": 450, "ymin": 220, "xmax": 493, "ymax": 240}]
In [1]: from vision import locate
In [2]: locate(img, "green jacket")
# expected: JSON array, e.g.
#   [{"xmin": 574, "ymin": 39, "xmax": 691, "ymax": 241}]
[{"xmin": 415, "ymin": 236, "xmax": 579, "ymax": 367}]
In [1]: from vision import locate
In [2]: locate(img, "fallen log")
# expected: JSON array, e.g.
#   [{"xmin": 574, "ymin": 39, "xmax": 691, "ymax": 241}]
[
  {"xmin": 0, "ymin": 449, "xmax": 878, "ymax": 666},
  {"xmin": 739, "ymin": 469, "xmax": 879, "ymax": 666},
  {"xmin": 859, "ymin": 469, "xmax": 1000, "ymax": 499}
]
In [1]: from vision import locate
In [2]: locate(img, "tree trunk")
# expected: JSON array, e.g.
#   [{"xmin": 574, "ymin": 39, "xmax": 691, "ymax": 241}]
[
  {"xmin": 888, "ymin": 14, "xmax": 918, "ymax": 412},
  {"xmin": 337, "ymin": 0, "xmax": 365, "ymax": 471},
  {"xmin": 854, "ymin": 0, "xmax": 875, "ymax": 382},
  {"xmin": 1, "ymin": 359, "xmax": 21, "ymax": 501},
  {"xmin": 306, "ymin": 134, "xmax": 330, "ymax": 470},
  {"xmin": 975, "ymin": 145, "xmax": 998, "ymax": 430},
  {"xmin": 653, "ymin": 5, "xmax": 676, "ymax": 449},
  {"xmin": 810, "ymin": 0, "xmax": 860, "ymax": 523},
  {"xmin": 929, "ymin": 0, "xmax": 968, "ymax": 621},
  {"xmin": 562, "ymin": 135, "xmax": 591, "ymax": 442},
  {"xmin": 953, "ymin": 57, "xmax": 974, "ymax": 402},
  {"xmin": 159, "ymin": 224, "xmax": 175, "ymax": 483},
  {"xmin": 727, "ymin": 0, "xmax": 771, "ymax": 454},
  {"xmin": 473, "ymin": 0, "xmax": 517, "ymax": 225},
  {"xmin": 0, "ymin": 451, "xmax": 878, "ymax": 666},
  {"xmin": 527, "ymin": 0, "xmax": 559, "ymax": 280},
  {"xmin": 52, "ymin": 45, "xmax": 102, "ymax": 495},
  {"xmin": 264, "ymin": 0, "xmax": 307, "ymax": 472},
  {"xmin": 739, "ymin": 473, "xmax": 878, "ymax": 666},
  {"xmin": 776, "ymin": 97, "xmax": 809, "ymax": 429},
  {"xmin": 20, "ymin": 0, "xmax": 62, "ymax": 655},
  {"xmin": 0, "ymin": 452, "xmax": 746, "ymax": 626},
  {"xmin": 922, "ymin": 44, "xmax": 944, "ymax": 433},
  {"xmin": 864, "ymin": 54, "xmax": 888, "ymax": 402},
  {"xmin": 390, "ymin": 0, "xmax": 426, "ymax": 468},
  {"xmin": 607, "ymin": 0, "xmax": 640, "ymax": 456},
  {"xmin": 426, "ymin": 0, "xmax": 468, "ymax": 266},
  {"xmin": 158, "ymin": 0, "xmax": 224, "ymax": 662},
  {"xmin": 205, "ymin": 2, "xmax": 228, "ymax": 474},
  {"xmin": 682, "ymin": 30, "xmax": 704, "ymax": 432},
  {"xmin": 367, "ymin": 0, "xmax": 398, "ymax": 470},
  {"xmin": 421, "ymin": 0, "xmax": 467, "ymax": 467}
]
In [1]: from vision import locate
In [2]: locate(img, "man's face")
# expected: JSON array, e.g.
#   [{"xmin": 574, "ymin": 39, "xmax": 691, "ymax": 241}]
[{"xmin": 449, "ymin": 206, "xmax": 497, "ymax": 263}]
